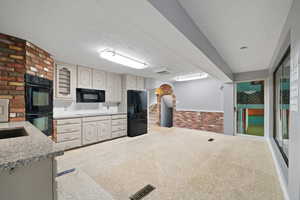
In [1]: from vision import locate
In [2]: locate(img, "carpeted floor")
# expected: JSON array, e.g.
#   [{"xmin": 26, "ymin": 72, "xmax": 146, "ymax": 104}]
[{"xmin": 56, "ymin": 127, "xmax": 283, "ymax": 200}]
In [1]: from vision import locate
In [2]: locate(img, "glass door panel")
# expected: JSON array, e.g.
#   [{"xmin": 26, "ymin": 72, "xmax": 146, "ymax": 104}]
[
  {"xmin": 236, "ymin": 81, "xmax": 264, "ymax": 136},
  {"xmin": 274, "ymin": 50, "xmax": 290, "ymax": 164}
]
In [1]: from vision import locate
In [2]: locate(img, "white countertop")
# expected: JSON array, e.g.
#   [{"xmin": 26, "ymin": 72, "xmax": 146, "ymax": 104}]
[{"xmin": 53, "ymin": 111, "xmax": 127, "ymax": 119}]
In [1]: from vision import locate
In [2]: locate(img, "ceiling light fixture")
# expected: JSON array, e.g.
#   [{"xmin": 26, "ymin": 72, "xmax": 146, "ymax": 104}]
[
  {"xmin": 99, "ymin": 49, "xmax": 147, "ymax": 69},
  {"xmin": 240, "ymin": 46, "xmax": 248, "ymax": 50},
  {"xmin": 174, "ymin": 72, "xmax": 208, "ymax": 82}
]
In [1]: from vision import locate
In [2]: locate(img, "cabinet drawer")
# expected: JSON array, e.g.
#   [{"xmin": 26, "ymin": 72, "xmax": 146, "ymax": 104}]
[
  {"xmin": 57, "ymin": 118, "xmax": 81, "ymax": 125},
  {"xmin": 111, "ymin": 119, "xmax": 125, "ymax": 126},
  {"xmin": 56, "ymin": 139, "xmax": 81, "ymax": 150},
  {"xmin": 112, "ymin": 130, "xmax": 127, "ymax": 138},
  {"xmin": 112, "ymin": 124, "xmax": 125, "ymax": 132},
  {"xmin": 82, "ymin": 116, "xmax": 111, "ymax": 122},
  {"xmin": 56, "ymin": 131, "xmax": 81, "ymax": 142},
  {"xmin": 111, "ymin": 115, "xmax": 126, "ymax": 120},
  {"xmin": 57, "ymin": 124, "xmax": 81, "ymax": 134}
]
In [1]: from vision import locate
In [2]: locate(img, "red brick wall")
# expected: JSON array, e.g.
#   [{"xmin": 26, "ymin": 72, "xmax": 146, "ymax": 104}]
[
  {"xmin": 174, "ymin": 110, "xmax": 224, "ymax": 133},
  {"xmin": 0, "ymin": 33, "xmax": 26, "ymax": 121},
  {"xmin": 25, "ymin": 42, "xmax": 54, "ymax": 80},
  {"xmin": 0, "ymin": 33, "xmax": 54, "ymax": 122}
]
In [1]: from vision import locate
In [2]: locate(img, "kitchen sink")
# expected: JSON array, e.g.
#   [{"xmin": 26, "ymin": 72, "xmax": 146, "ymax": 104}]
[{"xmin": 0, "ymin": 128, "xmax": 28, "ymax": 140}]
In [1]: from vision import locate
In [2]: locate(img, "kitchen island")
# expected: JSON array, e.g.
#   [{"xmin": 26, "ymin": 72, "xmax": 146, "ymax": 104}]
[{"xmin": 0, "ymin": 121, "xmax": 64, "ymax": 200}]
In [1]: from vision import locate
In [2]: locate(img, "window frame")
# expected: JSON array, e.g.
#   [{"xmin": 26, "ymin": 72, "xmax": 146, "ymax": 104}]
[{"xmin": 273, "ymin": 46, "xmax": 291, "ymax": 166}]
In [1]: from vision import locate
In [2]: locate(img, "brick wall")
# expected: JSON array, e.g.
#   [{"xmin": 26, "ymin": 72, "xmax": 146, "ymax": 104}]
[
  {"xmin": 0, "ymin": 33, "xmax": 26, "ymax": 121},
  {"xmin": 25, "ymin": 42, "xmax": 54, "ymax": 80},
  {"xmin": 174, "ymin": 110, "xmax": 224, "ymax": 133},
  {"xmin": 0, "ymin": 33, "xmax": 54, "ymax": 122}
]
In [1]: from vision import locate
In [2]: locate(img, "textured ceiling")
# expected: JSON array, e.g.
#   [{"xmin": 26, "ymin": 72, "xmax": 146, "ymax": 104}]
[
  {"xmin": 178, "ymin": 0, "xmax": 293, "ymax": 73},
  {"xmin": 0, "ymin": 0, "xmax": 211, "ymax": 80}
]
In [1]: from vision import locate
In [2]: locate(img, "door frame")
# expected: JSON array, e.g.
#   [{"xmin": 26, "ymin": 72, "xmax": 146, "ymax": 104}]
[{"xmin": 234, "ymin": 79, "xmax": 268, "ymax": 139}]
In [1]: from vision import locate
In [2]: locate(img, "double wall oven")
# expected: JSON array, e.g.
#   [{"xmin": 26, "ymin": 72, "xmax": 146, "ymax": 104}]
[{"xmin": 25, "ymin": 74, "xmax": 53, "ymax": 136}]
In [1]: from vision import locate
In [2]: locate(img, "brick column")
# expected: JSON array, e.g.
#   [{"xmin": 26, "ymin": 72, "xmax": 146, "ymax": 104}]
[{"xmin": 0, "ymin": 33, "xmax": 26, "ymax": 121}]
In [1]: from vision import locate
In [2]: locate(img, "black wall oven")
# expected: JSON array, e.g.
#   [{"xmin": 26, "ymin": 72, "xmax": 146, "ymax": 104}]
[
  {"xmin": 25, "ymin": 74, "xmax": 53, "ymax": 136},
  {"xmin": 76, "ymin": 88, "xmax": 105, "ymax": 103}
]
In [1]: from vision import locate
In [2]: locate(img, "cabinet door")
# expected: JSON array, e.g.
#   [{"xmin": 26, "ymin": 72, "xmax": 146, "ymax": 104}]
[
  {"xmin": 126, "ymin": 75, "xmax": 137, "ymax": 90},
  {"xmin": 82, "ymin": 122, "xmax": 98, "ymax": 145},
  {"xmin": 106, "ymin": 72, "xmax": 114, "ymax": 102},
  {"xmin": 56, "ymin": 64, "xmax": 76, "ymax": 99},
  {"xmin": 114, "ymin": 73, "xmax": 122, "ymax": 102},
  {"xmin": 77, "ymin": 66, "xmax": 92, "ymax": 89},
  {"xmin": 136, "ymin": 76, "xmax": 145, "ymax": 90},
  {"xmin": 93, "ymin": 69, "xmax": 106, "ymax": 90},
  {"xmin": 97, "ymin": 120, "xmax": 111, "ymax": 141}
]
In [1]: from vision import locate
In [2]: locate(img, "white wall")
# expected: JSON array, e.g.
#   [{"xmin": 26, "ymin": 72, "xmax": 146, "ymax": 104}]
[
  {"xmin": 267, "ymin": 1, "xmax": 300, "ymax": 199},
  {"xmin": 173, "ymin": 77, "xmax": 224, "ymax": 112}
]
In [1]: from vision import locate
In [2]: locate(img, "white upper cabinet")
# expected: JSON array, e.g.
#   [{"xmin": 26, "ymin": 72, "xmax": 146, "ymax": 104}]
[
  {"xmin": 92, "ymin": 69, "xmax": 106, "ymax": 90},
  {"xmin": 115, "ymin": 73, "xmax": 122, "ymax": 102},
  {"xmin": 55, "ymin": 63, "xmax": 77, "ymax": 100},
  {"xmin": 124, "ymin": 74, "xmax": 145, "ymax": 91},
  {"xmin": 125, "ymin": 74, "xmax": 137, "ymax": 90},
  {"xmin": 136, "ymin": 76, "xmax": 145, "ymax": 90},
  {"xmin": 106, "ymin": 72, "xmax": 122, "ymax": 102},
  {"xmin": 77, "ymin": 66, "xmax": 92, "ymax": 89}
]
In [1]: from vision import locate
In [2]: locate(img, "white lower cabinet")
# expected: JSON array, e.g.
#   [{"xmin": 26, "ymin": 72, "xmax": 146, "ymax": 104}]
[
  {"xmin": 55, "ymin": 114, "xmax": 127, "ymax": 150},
  {"xmin": 111, "ymin": 114, "xmax": 127, "ymax": 138},
  {"xmin": 82, "ymin": 121, "xmax": 98, "ymax": 145},
  {"xmin": 55, "ymin": 118, "xmax": 82, "ymax": 150},
  {"xmin": 97, "ymin": 120, "xmax": 111, "ymax": 141}
]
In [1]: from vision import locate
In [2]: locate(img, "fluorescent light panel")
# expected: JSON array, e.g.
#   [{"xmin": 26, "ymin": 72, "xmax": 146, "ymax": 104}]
[
  {"xmin": 174, "ymin": 73, "xmax": 208, "ymax": 82},
  {"xmin": 99, "ymin": 50, "xmax": 147, "ymax": 69}
]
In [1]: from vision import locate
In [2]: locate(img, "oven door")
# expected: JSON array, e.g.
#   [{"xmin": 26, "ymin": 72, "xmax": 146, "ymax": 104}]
[
  {"xmin": 26, "ymin": 113, "xmax": 53, "ymax": 136},
  {"xmin": 26, "ymin": 84, "xmax": 53, "ymax": 113}
]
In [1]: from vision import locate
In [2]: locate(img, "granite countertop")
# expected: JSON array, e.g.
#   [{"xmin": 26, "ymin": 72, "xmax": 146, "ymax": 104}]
[
  {"xmin": 53, "ymin": 111, "xmax": 127, "ymax": 119},
  {"xmin": 0, "ymin": 121, "xmax": 64, "ymax": 171}
]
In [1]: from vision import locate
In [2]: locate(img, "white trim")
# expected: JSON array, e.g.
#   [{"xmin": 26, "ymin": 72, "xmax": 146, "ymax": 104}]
[
  {"xmin": 175, "ymin": 108, "xmax": 224, "ymax": 113},
  {"xmin": 267, "ymin": 138, "xmax": 290, "ymax": 200},
  {"xmin": 236, "ymin": 133, "xmax": 265, "ymax": 141}
]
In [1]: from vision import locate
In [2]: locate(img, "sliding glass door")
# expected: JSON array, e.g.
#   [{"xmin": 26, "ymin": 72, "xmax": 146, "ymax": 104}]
[
  {"xmin": 236, "ymin": 81, "xmax": 265, "ymax": 136},
  {"xmin": 274, "ymin": 48, "xmax": 290, "ymax": 164}
]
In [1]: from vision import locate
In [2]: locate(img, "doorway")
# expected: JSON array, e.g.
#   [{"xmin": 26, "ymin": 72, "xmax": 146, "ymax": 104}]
[
  {"xmin": 160, "ymin": 95, "xmax": 173, "ymax": 127},
  {"xmin": 235, "ymin": 80, "xmax": 265, "ymax": 136}
]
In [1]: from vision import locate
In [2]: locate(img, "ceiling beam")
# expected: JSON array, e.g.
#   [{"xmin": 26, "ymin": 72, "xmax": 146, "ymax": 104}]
[{"xmin": 147, "ymin": 0, "xmax": 233, "ymax": 82}]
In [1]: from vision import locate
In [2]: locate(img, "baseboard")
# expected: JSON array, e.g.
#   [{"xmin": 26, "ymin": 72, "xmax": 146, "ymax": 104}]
[{"xmin": 267, "ymin": 138, "xmax": 290, "ymax": 200}]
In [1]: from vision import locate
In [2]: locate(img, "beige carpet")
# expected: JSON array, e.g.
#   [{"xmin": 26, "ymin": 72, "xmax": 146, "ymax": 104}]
[{"xmin": 57, "ymin": 127, "xmax": 283, "ymax": 200}]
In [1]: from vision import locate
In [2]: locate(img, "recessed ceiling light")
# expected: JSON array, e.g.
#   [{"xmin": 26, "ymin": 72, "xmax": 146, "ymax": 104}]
[
  {"xmin": 99, "ymin": 49, "xmax": 148, "ymax": 69},
  {"xmin": 240, "ymin": 46, "xmax": 248, "ymax": 50}
]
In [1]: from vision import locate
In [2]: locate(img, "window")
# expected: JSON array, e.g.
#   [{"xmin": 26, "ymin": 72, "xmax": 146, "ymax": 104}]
[{"xmin": 273, "ymin": 47, "xmax": 290, "ymax": 165}]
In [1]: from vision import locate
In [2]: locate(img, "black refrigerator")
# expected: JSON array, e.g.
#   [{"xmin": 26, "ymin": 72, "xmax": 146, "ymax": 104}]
[{"xmin": 127, "ymin": 90, "xmax": 148, "ymax": 137}]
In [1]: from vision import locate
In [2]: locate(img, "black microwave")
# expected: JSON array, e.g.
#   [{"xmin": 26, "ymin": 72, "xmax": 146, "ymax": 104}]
[{"xmin": 76, "ymin": 88, "xmax": 105, "ymax": 103}]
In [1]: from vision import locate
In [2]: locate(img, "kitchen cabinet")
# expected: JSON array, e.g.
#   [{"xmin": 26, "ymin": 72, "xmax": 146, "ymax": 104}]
[
  {"xmin": 93, "ymin": 69, "xmax": 106, "ymax": 90},
  {"xmin": 125, "ymin": 74, "xmax": 137, "ymax": 90},
  {"xmin": 106, "ymin": 72, "xmax": 122, "ymax": 102},
  {"xmin": 55, "ymin": 63, "xmax": 77, "ymax": 100},
  {"xmin": 111, "ymin": 114, "xmax": 127, "ymax": 138},
  {"xmin": 82, "ymin": 121, "xmax": 98, "ymax": 145},
  {"xmin": 55, "ymin": 118, "xmax": 82, "ymax": 150},
  {"xmin": 123, "ymin": 74, "xmax": 145, "ymax": 91},
  {"xmin": 54, "ymin": 114, "xmax": 125, "ymax": 150},
  {"xmin": 97, "ymin": 120, "xmax": 111, "ymax": 141},
  {"xmin": 136, "ymin": 76, "xmax": 145, "ymax": 90},
  {"xmin": 77, "ymin": 66, "xmax": 92, "ymax": 89}
]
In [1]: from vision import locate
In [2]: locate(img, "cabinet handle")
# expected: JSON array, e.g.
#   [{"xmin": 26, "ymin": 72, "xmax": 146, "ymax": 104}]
[{"xmin": 64, "ymin": 129, "xmax": 78, "ymax": 132}]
